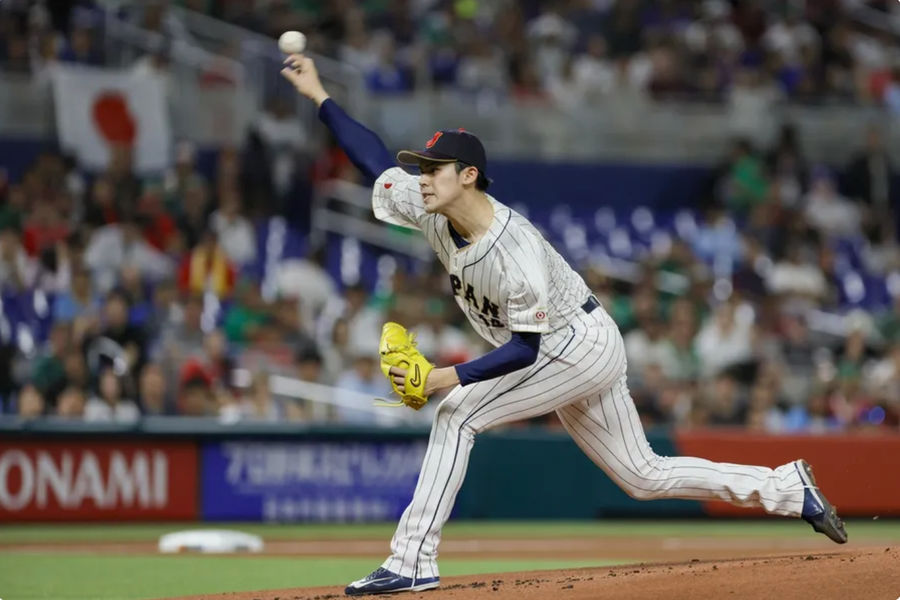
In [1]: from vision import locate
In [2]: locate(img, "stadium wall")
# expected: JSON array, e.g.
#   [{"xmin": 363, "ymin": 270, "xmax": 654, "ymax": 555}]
[
  {"xmin": 1, "ymin": 137, "xmax": 712, "ymax": 214},
  {"xmin": 488, "ymin": 161, "xmax": 712, "ymax": 216},
  {"xmin": 1, "ymin": 425, "xmax": 897, "ymax": 522},
  {"xmin": 5, "ymin": 138, "xmax": 897, "ymax": 226}
]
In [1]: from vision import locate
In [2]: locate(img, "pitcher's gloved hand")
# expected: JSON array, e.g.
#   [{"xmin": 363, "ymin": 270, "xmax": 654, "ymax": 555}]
[{"xmin": 379, "ymin": 322, "xmax": 434, "ymax": 410}]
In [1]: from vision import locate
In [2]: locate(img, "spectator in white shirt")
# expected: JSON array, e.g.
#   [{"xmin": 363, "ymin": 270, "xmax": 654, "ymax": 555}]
[
  {"xmin": 803, "ymin": 166, "xmax": 861, "ymax": 240},
  {"xmin": 276, "ymin": 248, "xmax": 337, "ymax": 336},
  {"xmin": 84, "ymin": 367, "xmax": 140, "ymax": 423},
  {"xmin": 547, "ymin": 56, "xmax": 584, "ymax": 110},
  {"xmin": 762, "ymin": 9, "xmax": 820, "ymax": 64},
  {"xmin": 130, "ymin": 43, "xmax": 173, "ymax": 101},
  {"xmin": 572, "ymin": 34, "xmax": 616, "ymax": 100},
  {"xmin": 210, "ymin": 189, "xmax": 256, "ymax": 267},
  {"xmin": 84, "ymin": 219, "xmax": 173, "ymax": 292},
  {"xmin": 683, "ymin": 1, "xmax": 743, "ymax": 58},
  {"xmin": 695, "ymin": 298, "xmax": 755, "ymax": 377},
  {"xmin": 728, "ymin": 67, "xmax": 783, "ymax": 145},
  {"xmin": 526, "ymin": 4, "xmax": 578, "ymax": 85},
  {"xmin": 767, "ymin": 242, "xmax": 827, "ymax": 303}
]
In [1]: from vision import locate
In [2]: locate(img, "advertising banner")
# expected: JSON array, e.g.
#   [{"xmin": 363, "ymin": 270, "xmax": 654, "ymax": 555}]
[
  {"xmin": 675, "ymin": 431, "xmax": 900, "ymax": 516},
  {"xmin": 0, "ymin": 440, "xmax": 197, "ymax": 521},
  {"xmin": 202, "ymin": 441, "xmax": 427, "ymax": 521}
]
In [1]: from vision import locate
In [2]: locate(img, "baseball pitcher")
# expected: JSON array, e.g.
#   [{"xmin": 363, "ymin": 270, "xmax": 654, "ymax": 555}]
[{"xmin": 281, "ymin": 55, "xmax": 847, "ymax": 597}]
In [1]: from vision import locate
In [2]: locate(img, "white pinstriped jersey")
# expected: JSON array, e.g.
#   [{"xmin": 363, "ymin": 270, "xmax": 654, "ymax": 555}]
[
  {"xmin": 372, "ymin": 167, "xmax": 601, "ymax": 348},
  {"xmin": 368, "ymin": 169, "xmax": 812, "ymax": 585}
]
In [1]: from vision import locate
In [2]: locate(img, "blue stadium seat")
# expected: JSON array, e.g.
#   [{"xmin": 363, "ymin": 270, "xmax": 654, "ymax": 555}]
[
  {"xmin": 629, "ymin": 206, "xmax": 656, "ymax": 239},
  {"xmin": 672, "ymin": 209, "xmax": 699, "ymax": 241},
  {"xmin": 864, "ymin": 275, "xmax": 891, "ymax": 310},
  {"xmin": 833, "ymin": 237, "xmax": 864, "ymax": 273},
  {"xmin": 593, "ymin": 207, "xmax": 616, "ymax": 235}
]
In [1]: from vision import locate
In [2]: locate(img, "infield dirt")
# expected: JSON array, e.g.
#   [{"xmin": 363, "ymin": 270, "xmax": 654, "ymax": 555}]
[{"xmin": 153, "ymin": 542, "xmax": 899, "ymax": 600}]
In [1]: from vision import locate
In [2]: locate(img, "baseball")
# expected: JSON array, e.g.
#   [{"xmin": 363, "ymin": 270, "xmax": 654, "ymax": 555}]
[{"xmin": 278, "ymin": 30, "xmax": 306, "ymax": 55}]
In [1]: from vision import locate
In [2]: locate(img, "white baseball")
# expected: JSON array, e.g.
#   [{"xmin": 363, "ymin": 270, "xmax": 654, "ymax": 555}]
[{"xmin": 278, "ymin": 31, "xmax": 306, "ymax": 55}]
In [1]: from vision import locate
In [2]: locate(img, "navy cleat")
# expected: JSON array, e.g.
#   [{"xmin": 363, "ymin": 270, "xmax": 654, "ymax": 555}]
[
  {"xmin": 796, "ymin": 459, "xmax": 848, "ymax": 544},
  {"xmin": 344, "ymin": 567, "xmax": 440, "ymax": 596}
]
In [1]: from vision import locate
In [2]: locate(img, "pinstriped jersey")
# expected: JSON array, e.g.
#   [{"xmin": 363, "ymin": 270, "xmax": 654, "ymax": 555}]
[{"xmin": 372, "ymin": 167, "xmax": 599, "ymax": 348}]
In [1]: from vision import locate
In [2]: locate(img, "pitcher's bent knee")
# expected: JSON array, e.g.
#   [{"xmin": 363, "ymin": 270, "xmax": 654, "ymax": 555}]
[
  {"xmin": 621, "ymin": 484, "xmax": 664, "ymax": 501},
  {"xmin": 614, "ymin": 457, "xmax": 667, "ymax": 501}
]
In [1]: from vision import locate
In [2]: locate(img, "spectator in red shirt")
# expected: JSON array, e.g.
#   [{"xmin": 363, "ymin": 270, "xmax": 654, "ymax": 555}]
[
  {"xmin": 136, "ymin": 184, "xmax": 178, "ymax": 252},
  {"xmin": 22, "ymin": 201, "xmax": 69, "ymax": 257}
]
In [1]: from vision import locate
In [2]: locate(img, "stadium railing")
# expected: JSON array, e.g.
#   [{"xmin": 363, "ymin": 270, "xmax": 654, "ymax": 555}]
[{"xmin": 2, "ymin": 70, "xmax": 896, "ymax": 165}]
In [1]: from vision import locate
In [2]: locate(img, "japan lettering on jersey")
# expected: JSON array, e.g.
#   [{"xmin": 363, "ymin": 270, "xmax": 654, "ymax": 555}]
[{"xmin": 372, "ymin": 167, "xmax": 595, "ymax": 348}]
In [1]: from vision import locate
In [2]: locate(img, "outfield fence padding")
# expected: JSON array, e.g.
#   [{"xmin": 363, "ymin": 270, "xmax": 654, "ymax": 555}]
[{"xmin": 0, "ymin": 421, "xmax": 897, "ymax": 521}]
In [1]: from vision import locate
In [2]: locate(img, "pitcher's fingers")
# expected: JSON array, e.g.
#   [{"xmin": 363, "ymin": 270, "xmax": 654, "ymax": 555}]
[
  {"xmin": 283, "ymin": 53, "xmax": 304, "ymax": 67},
  {"xmin": 280, "ymin": 67, "xmax": 300, "ymax": 84}
]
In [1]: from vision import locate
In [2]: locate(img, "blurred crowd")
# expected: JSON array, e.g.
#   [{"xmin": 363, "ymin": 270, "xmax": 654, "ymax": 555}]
[
  {"xmin": 1, "ymin": 115, "xmax": 898, "ymax": 433},
  {"xmin": 0, "ymin": 0, "xmax": 899, "ymax": 433},
  {"xmin": 2, "ymin": 1, "xmax": 900, "ymax": 112},
  {"xmin": 203, "ymin": 0, "xmax": 900, "ymax": 109},
  {"xmin": 591, "ymin": 120, "xmax": 900, "ymax": 434},
  {"xmin": 0, "ymin": 137, "xmax": 467, "ymax": 425}
]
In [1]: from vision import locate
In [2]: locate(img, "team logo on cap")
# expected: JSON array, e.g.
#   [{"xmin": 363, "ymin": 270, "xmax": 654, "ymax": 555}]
[
  {"xmin": 426, "ymin": 131, "xmax": 443, "ymax": 148},
  {"xmin": 536, "ymin": 310, "xmax": 546, "ymax": 320}
]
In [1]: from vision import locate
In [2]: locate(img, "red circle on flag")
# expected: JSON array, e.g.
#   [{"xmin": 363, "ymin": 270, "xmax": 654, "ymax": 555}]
[{"xmin": 92, "ymin": 92, "xmax": 137, "ymax": 145}]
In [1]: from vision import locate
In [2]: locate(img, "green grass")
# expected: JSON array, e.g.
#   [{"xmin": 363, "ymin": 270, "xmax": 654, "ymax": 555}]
[
  {"xmin": 2, "ymin": 520, "xmax": 898, "ymax": 600},
  {"xmin": 0, "ymin": 554, "xmax": 623, "ymax": 600},
  {"xmin": 2, "ymin": 519, "xmax": 899, "ymax": 544}
]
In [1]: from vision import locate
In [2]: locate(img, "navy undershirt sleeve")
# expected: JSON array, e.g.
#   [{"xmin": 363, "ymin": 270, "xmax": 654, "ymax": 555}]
[
  {"xmin": 318, "ymin": 98, "xmax": 394, "ymax": 182},
  {"xmin": 454, "ymin": 332, "xmax": 541, "ymax": 386}
]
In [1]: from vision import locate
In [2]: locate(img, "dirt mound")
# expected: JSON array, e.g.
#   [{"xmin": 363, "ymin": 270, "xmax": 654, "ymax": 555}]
[{"xmin": 171, "ymin": 548, "xmax": 899, "ymax": 600}]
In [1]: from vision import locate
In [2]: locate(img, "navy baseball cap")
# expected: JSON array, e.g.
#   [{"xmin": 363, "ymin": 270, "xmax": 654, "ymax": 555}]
[{"xmin": 397, "ymin": 129, "xmax": 488, "ymax": 179}]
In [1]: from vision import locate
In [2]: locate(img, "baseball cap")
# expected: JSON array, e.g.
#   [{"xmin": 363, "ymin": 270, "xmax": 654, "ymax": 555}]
[{"xmin": 397, "ymin": 129, "xmax": 489, "ymax": 180}]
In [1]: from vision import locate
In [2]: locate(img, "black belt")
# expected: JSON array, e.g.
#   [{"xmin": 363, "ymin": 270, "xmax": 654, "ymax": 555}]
[{"xmin": 581, "ymin": 295, "xmax": 600, "ymax": 314}]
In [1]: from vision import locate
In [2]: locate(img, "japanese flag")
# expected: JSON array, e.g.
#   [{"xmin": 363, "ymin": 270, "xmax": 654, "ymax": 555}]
[{"xmin": 51, "ymin": 65, "xmax": 171, "ymax": 173}]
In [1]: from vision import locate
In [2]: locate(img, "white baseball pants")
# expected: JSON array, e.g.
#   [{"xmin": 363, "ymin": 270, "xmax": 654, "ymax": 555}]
[{"xmin": 382, "ymin": 309, "xmax": 805, "ymax": 579}]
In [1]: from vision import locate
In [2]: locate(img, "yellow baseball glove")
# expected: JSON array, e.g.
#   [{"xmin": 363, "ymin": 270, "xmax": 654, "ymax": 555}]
[{"xmin": 378, "ymin": 322, "xmax": 434, "ymax": 410}]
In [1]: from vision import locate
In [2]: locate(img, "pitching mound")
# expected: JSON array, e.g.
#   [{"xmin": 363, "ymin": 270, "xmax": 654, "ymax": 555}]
[{"xmin": 171, "ymin": 548, "xmax": 898, "ymax": 600}]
